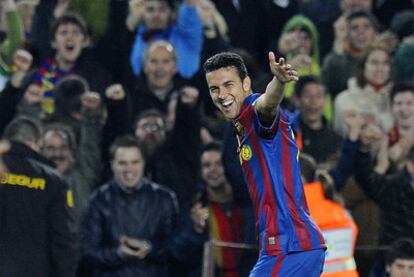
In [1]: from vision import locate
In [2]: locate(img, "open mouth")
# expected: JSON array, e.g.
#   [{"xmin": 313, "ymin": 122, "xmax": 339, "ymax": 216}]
[
  {"xmin": 65, "ymin": 44, "xmax": 76, "ymax": 52},
  {"xmin": 123, "ymin": 172, "xmax": 136, "ymax": 182},
  {"xmin": 222, "ymin": 99, "xmax": 234, "ymax": 109}
]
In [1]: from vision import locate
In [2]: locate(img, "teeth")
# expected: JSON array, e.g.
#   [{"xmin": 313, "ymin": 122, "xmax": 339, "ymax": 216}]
[
  {"xmin": 125, "ymin": 173, "xmax": 134, "ymax": 180},
  {"xmin": 222, "ymin": 99, "xmax": 233, "ymax": 107}
]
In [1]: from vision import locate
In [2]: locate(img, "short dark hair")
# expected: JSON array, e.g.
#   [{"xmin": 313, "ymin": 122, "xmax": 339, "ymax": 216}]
[
  {"xmin": 386, "ymin": 238, "xmax": 414, "ymax": 266},
  {"xmin": 51, "ymin": 12, "xmax": 88, "ymax": 39},
  {"xmin": 3, "ymin": 116, "xmax": 42, "ymax": 145},
  {"xmin": 294, "ymin": 75, "xmax": 323, "ymax": 98},
  {"xmin": 54, "ymin": 75, "xmax": 89, "ymax": 117},
  {"xmin": 109, "ymin": 135, "xmax": 146, "ymax": 161},
  {"xmin": 203, "ymin": 52, "xmax": 249, "ymax": 81},
  {"xmin": 347, "ymin": 10, "xmax": 379, "ymax": 32},
  {"xmin": 202, "ymin": 141, "xmax": 222, "ymax": 154},
  {"xmin": 145, "ymin": 0, "xmax": 175, "ymax": 9},
  {"xmin": 390, "ymin": 82, "xmax": 414, "ymax": 102},
  {"xmin": 134, "ymin": 109, "xmax": 166, "ymax": 128}
]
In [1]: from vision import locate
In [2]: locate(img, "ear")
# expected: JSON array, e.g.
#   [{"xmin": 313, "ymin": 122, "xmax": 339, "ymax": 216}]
[
  {"xmin": 51, "ymin": 40, "xmax": 57, "ymax": 49},
  {"xmin": 82, "ymin": 36, "xmax": 91, "ymax": 48},
  {"xmin": 242, "ymin": 76, "xmax": 251, "ymax": 92}
]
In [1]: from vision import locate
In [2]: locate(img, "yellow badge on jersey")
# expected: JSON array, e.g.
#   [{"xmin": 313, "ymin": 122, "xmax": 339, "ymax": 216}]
[
  {"xmin": 240, "ymin": 145, "xmax": 253, "ymax": 161},
  {"xmin": 67, "ymin": 190, "xmax": 74, "ymax": 208}
]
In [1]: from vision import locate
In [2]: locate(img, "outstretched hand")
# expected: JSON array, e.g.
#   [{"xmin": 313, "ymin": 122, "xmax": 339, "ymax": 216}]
[{"xmin": 268, "ymin": 52, "xmax": 299, "ymax": 84}]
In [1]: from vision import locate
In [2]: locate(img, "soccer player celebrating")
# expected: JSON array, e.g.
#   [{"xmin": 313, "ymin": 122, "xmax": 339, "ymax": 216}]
[{"xmin": 204, "ymin": 52, "xmax": 326, "ymax": 276}]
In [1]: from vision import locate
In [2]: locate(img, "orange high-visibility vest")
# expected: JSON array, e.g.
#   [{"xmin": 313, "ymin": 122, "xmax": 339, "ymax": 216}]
[{"xmin": 304, "ymin": 181, "xmax": 359, "ymax": 277}]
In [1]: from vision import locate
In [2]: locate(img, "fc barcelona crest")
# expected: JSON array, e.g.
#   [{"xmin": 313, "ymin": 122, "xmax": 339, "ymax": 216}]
[{"xmin": 240, "ymin": 145, "xmax": 253, "ymax": 161}]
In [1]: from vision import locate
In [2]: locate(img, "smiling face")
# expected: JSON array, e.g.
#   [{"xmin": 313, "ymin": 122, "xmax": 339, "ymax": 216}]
[
  {"xmin": 111, "ymin": 146, "xmax": 145, "ymax": 191},
  {"xmin": 363, "ymin": 49, "xmax": 390, "ymax": 86},
  {"xmin": 206, "ymin": 67, "xmax": 251, "ymax": 120},
  {"xmin": 143, "ymin": 45, "xmax": 177, "ymax": 91},
  {"xmin": 41, "ymin": 130, "xmax": 73, "ymax": 175},
  {"xmin": 201, "ymin": 149, "xmax": 226, "ymax": 189},
  {"xmin": 52, "ymin": 23, "xmax": 86, "ymax": 66},
  {"xmin": 392, "ymin": 91, "xmax": 414, "ymax": 129}
]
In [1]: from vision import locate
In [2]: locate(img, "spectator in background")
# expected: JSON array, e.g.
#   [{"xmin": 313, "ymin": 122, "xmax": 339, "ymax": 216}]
[
  {"xmin": 80, "ymin": 136, "xmax": 178, "ymax": 277},
  {"xmin": 197, "ymin": 0, "xmax": 230, "ymax": 69},
  {"xmin": 40, "ymin": 87, "xmax": 103, "ymax": 229},
  {"xmin": 129, "ymin": 40, "xmax": 187, "ymax": 117},
  {"xmin": 17, "ymin": 75, "xmax": 90, "ymax": 131},
  {"xmin": 291, "ymin": 75, "xmax": 342, "ymax": 167},
  {"xmin": 298, "ymin": 0, "xmax": 340, "ymax": 59},
  {"xmin": 21, "ymin": 13, "xmax": 111, "ymax": 118},
  {"xmin": 15, "ymin": 0, "xmax": 37, "ymax": 41},
  {"xmin": 333, "ymin": 45, "xmax": 393, "ymax": 138},
  {"xmin": 31, "ymin": 0, "xmax": 115, "ymax": 62},
  {"xmin": 211, "ymin": 0, "xmax": 268, "ymax": 65},
  {"xmin": 0, "ymin": 0, "xmax": 24, "ymax": 90},
  {"xmin": 12, "ymin": 74, "xmax": 104, "ymax": 228},
  {"xmin": 0, "ymin": 48, "xmax": 32, "ymax": 136},
  {"xmin": 0, "ymin": 117, "xmax": 77, "ymax": 277},
  {"xmin": 300, "ymin": 153, "xmax": 359, "ymax": 277},
  {"xmin": 353, "ymin": 125, "xmax": 414, "ymax": 277},
  {"xmin": 277, "ymin": 16, "xmax": 321, "ymax": 100},
  {"xmin": 387, "ymin": 83, "xmax": 414, "ymax": 171},
  {"xmin": 172, "ymin": 141, "xmax": 256, "ymax": 276},
  {"xmin": 385, "ymin": 238, "xmax": 414, "ymax": 277},
  {"xmin": 322, "ymin": 11, "xmax": 379, "ymax": 98},
  {"xmin": 134, "ymin": 84, "xmax": 201, "ymax": 209},
  {"xmin": 276, "ymin": 15, "xmax": 335, "ymax": 121},
  {"xmin": 129, "ymin": 0, "xmax": 203, "ymax": 78}
]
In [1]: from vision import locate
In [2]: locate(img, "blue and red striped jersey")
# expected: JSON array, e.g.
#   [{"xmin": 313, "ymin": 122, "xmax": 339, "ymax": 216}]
[{"xmin": 234, "ymin": 93, "xmax": 326, "ymax": 256}]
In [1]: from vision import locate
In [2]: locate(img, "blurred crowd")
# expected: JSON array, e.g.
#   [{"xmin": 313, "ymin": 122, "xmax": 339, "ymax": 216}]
[{"xmin": 0, "ymin": 0, "xmax": 413, "ymax": 276}]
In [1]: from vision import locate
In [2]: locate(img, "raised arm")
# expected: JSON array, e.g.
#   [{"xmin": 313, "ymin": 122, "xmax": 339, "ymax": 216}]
[{"xmin": 255, "ymin": 52, "xmax": 298, "ymax": 125}]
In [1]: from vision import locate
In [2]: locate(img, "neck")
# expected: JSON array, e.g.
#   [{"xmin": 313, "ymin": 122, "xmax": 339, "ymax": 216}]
[
  {"xmin": 117, "ymin": 179, "xmax": 142, "ymax": 194},
  {"xmin": 302, "ymin": 115, "xmax": 323, "ymax": 130},
  {"xmin": 149, "ymin": 83, "xmax": 173, "ymax": 101},
  {"xmin": 398, "ymin": 124, "xmax": 414, "ymax": 136},
  {"xmin": 207, "ymin": 182, "xmax": 233, "ymax": 204},
  {"xmin": 55, "ymin": 55, "xmax": 74, "ymax": 71}
]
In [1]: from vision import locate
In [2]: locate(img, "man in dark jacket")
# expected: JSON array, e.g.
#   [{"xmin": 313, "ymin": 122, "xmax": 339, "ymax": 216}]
[
  {"xmin": 79, "ymin": 135, "xmax": 179, "ymax": 277},
  {"xmin": 0, "ymin": 117, "xmax": 77, "ymax": 277}
]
